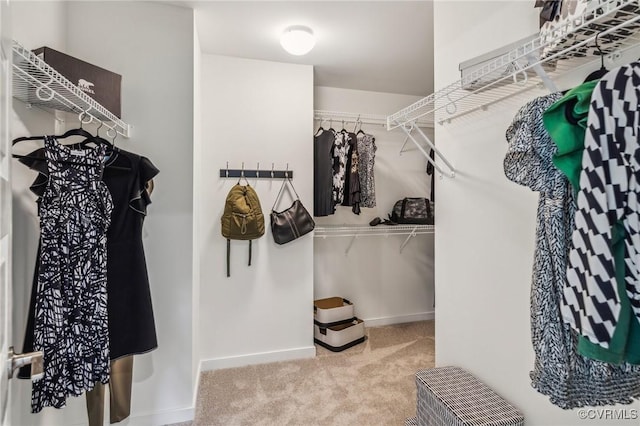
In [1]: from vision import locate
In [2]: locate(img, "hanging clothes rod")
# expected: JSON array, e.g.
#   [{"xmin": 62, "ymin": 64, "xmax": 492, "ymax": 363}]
[
  {"xmin": 219, "ymin": 163, "xmax": 294, "ymax": 179},
  {"xmin": 315, "ymin": 110, "xmax": 433, "ymax": 129}
]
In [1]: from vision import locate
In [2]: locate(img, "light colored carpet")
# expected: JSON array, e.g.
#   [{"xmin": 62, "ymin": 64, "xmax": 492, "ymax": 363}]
[{"xmin": 191, "ymin": 320, "xmax": 435, "ymax": 426}]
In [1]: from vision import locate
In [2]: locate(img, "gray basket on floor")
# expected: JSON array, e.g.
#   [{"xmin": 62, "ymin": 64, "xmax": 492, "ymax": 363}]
[{"xmin": 416, "ymin": 366, "xmax": 524, "ymax": 426}]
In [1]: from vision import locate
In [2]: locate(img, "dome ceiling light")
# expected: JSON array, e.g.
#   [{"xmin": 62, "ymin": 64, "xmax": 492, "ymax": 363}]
[{"xmin": 280, "ymin": 25, "xmax": 316, "ymax": 56}]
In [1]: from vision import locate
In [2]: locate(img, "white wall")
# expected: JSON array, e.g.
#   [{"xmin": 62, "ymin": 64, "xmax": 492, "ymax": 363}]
[
  {"xmin": 10, "ymin": 2, "xmax": 195, "ymax": 425},
  {"xmin": 433, "ymin": 2, "xmax": 640, "ymax": 425},
  {"xmin": 313, "ymin": 86, "xmax": 434, "ymax": 326},
  {"xmin": 191, "ymin": 14, "xmax": 202, "ymax": 400},
  {"xmin": 197, "ymin": 55, "xmax": 315, "ymax": 370}
]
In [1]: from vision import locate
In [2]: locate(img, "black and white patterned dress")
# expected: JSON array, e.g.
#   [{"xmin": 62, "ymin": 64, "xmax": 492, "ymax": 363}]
[
  {"xmin": 32, "ymin": 137, "xmax": 113, "ymax": 412},
  {"xmin": 505, "ymin": 94, "xmax": 640, "ymax": 409},
  {"xmin": 356, "ymin": 132, "xmax": 376, "ymax": 208},
  {"xmin": 332, "ymin": 131, "xmax": 349, "ymax": 205}
]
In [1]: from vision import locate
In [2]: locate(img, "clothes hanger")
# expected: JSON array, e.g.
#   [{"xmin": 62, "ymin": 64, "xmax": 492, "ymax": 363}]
[
  {"xmin": 352, "ymin": 116, "xmax": 361, "ymax": 134},
  {"xmin": 12, "ymin": 111, "xmax": 99, "ymax": 145},
  {"xmin": 315, "ymin": 118, "xmax": 327, "ymax": 136},
  {"xmin": 583, "ymin": 32, "xmax": 609, "ymax": 82},
  {"xmin": 12, "ymin": 112, "xmax": 125, "ymax": 169}
]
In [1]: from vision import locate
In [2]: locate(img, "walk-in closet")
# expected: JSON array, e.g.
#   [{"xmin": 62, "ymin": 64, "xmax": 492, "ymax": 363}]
[{"xmin": 2, "ymin": 1, "xmax": 640, "ymax": 425}]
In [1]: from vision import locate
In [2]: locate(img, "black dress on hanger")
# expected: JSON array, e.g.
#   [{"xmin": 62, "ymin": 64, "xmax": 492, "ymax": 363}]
[{"xmin": 314, "ymin": 127, "xmax": 336, "ymax": 216}]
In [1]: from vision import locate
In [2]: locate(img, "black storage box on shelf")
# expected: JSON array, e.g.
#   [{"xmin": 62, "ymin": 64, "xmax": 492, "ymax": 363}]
[{"xmin": 33, "ymin": 46, "xmax": 122, "ymax": 118}]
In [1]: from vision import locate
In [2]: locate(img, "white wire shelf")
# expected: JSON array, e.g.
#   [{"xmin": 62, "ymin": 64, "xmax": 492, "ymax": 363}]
[
  {"xmin": 314, "ymin": 224, "xmax": 434, "ymax": 237},
  {"xmin": 314, "ymin": 224, "xmax": 434, "ymax": 254},
  {"xmin": 11, "ymin": 41, "xmax": 130, "ymax": 138},
  {"xmin": 387, "ymin": 0, "xmax": 640, "ymax": 129}
]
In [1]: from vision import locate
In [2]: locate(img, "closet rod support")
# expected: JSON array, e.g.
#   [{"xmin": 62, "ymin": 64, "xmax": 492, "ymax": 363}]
[
  {"xmin": 399, "ymin": 124, "xmax": 413, "ymax": 155},
  {"xmin": 399, "ymin": 227, "xmax": 419, "ymax": 253},
  {"xmin": 526, "ymin": 53, "xmax": 558, "ymax": 93},
  {"xmin": 399, "ymin": 122, "xmax": 455, "ymax": 178},
  {"xmin": 345, "ymin": 235, "xmax": 357, "ymax": 255}
]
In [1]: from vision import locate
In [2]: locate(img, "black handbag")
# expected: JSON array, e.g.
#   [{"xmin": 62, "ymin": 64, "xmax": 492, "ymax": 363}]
[{"xmin": 270, "ymin": 177, "xmax": 315, "ymax": 245}]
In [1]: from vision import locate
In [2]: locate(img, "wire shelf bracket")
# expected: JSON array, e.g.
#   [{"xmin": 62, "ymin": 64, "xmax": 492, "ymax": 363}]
[
  {"xmin": 386, "ymin": 0, "xmax": 640, "ymax": 130},
  {"xmin": 399, "ymin": 121, "xmax": 455, "ymax": 178},
  {"xmin": 11, "ymin": 40, "xmax": 131, "ymax": 138}
]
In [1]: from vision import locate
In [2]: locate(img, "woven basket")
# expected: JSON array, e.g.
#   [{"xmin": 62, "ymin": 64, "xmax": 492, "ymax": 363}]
[{"xmin": 416, "ymin": 366, "xmax": 524, "ymax": 426}]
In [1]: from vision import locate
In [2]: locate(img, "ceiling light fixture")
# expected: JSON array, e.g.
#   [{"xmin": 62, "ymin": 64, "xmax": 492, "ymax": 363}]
[{"xmin": 280, "ymin": 25, "xmax": 316, "ymax": 56}]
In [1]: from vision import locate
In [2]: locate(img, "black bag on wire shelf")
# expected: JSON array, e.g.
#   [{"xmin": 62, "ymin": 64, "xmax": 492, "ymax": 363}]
[{"xmin": 388, "ymin": 197, "xmax": 434, "ymax": 225}]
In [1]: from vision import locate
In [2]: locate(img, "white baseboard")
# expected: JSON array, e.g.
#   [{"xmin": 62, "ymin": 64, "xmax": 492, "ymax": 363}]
[
  {"xmin": 200, "ymin": 346, "xmax": 317, "ymax": 372},
  {"xmin": 363, "ymin": 311, "xmax": 434, "ymax": 328},
  {"xmin": 126, "ymin": 406, "xmax": 194, "ymax": 425}
]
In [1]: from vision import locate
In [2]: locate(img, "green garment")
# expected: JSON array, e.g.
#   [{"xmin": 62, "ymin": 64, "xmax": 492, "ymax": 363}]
[{"xmin": 543, "ymin": 82, "xmax": 640, "ymax": 365}]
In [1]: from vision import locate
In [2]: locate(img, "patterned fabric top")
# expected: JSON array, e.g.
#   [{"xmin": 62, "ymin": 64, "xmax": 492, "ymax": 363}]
[
  {"xmin": 46, "ymin": 137, "xmax": 106, "ymax": 189},
  {"xmin": 356, "ymin": 132, "xmax": 376, "ymax": 208},
  {"xmin": 416, "ymin": 367, "xmax": 524, "ymax": 425},
  {"xmin": 505, "ymin": 93, "xmax": 564, "ymax": 195},
  {"xmin": 332, "ymin": 130, "xmax": 350, "ymax": 205},
  {"xmin": 563, "ymin": 62, "xmax": 640, "ymax": 349}
]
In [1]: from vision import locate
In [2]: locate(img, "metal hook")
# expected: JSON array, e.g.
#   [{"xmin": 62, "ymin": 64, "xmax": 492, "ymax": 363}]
[
  {"xmin": 105, "ymin": 126, "xmax": 118, "ymax": 147},
  {"xmin": 256, "ymin": 162, "xmax": 260, "ymax": 179},
  {"xmin": 595, "ymin": 32, "xmax": 606, "ymax": 69},
  {"xmin": 79, "ymin": 110, "xmax": 93, "ymax": 128},
  {"xmin": 226, "ymin": 161, "xmax": 229, "ymax": 178},
  {"xmin": 445, "ymin": 94, "xmax": 458, "ymax": 115},
  {"xmin": 241, "ymin": 162, "xmax": 245, "ymax": 178},
  {"xmin": 285, "ymin": 163, "xmax": 289, "ymax": 179},
  {"xmin": 353, "ymin": 115, "xmax": 361, "ymax": 132},
  {"xmin": 271, "ymin": 163, "xmax": 275, "ymax": 179},
  {"xmin": 35, "ymin": 76, "xmax": 55, "ymax": 101},
  {"xmin": 96, "ymin": 119, "xmax": 104, "ymax": 136},
  {"xmin": 36, "ymin": 85, "xmax": 55, "ymax": 102},
  {"xmin": 511, "ymin": 62, "xmax": 528, "ymax": 87}
]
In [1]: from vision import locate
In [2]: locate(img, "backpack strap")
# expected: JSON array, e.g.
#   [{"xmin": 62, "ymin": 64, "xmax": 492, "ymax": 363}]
[
  {"xmin": 228, "ymin": 239, "xmax": 254, "ymax": 277},
  {"xmin": 227, "ymin": 239, "xmax": 231, "ymax": 277}
]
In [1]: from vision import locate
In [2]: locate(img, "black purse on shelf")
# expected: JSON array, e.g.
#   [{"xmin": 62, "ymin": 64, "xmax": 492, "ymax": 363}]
[{"xmin": 270, "ymin": 177, "xmax": 315, "ymax": 245}]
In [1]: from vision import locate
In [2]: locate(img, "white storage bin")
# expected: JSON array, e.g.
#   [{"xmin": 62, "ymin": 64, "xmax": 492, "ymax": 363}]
[
  {"xmin": 314, "ymin": 318, "xmax": 365, "ymax": 352},
  {"xmin": 314, "ymin": 297, "xmax": 355, "ymax": 327}
]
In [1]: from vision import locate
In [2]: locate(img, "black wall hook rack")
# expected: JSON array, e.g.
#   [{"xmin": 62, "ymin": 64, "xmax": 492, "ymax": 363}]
[{"xmin": 219, "ymin": 168, "xmax": 294, "ymax": 179}]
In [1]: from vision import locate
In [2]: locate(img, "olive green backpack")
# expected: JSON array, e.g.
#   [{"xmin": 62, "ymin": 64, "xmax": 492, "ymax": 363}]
[{"xmin": 221, "ymin": 183, "xmax": 265, "ymax": 277}]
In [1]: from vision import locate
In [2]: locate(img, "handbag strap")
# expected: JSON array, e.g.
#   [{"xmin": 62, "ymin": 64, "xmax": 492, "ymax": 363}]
[{"xmin": 272, "ymin": 176, "xmax": 300, "ymax": 210}]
